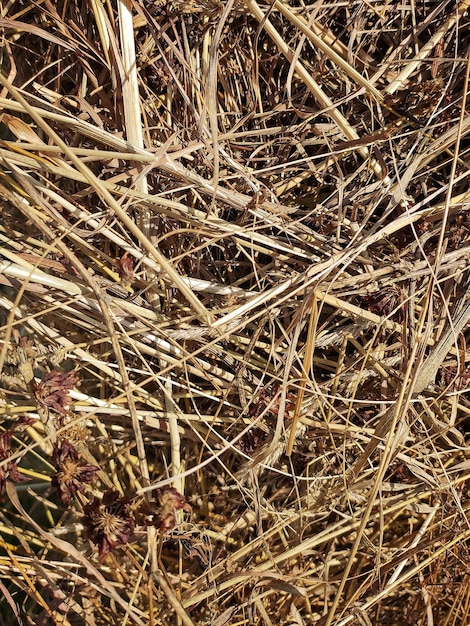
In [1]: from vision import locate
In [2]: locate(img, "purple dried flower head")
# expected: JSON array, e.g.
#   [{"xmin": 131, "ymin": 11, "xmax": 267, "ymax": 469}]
[
  {"xmin": 83, "ymin": 490, "xmax": 136, "ymax": 560},
  {"xmin": 140, "ymin": 486, "xmax": 191, "ymax": 533},
  {"xmin": 51, "ymin": 441, "xmax": 99, "ymax": 504},
  {"xmin": 0, "ymin": 429, "xmax": 30, "ymax": 493},
  {"xmin": 236, "ymin": 426, "xmax": 268, "ymax": 456},
  {"xmin": 365, "ymin": 286, "xmax": 405, "ymax": 323},
  {"xmin": 32, "ymin": 370, "xmax": 77, "ymax": 415},
  {"xmin": 117, "ymin": 251, "xmax": 135, "ymax": 284}
]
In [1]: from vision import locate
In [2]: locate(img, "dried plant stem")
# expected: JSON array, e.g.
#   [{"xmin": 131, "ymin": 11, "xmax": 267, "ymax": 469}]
[
  {"xmin": 154, "ymin": 569, "xmax": 196, "ymax": 626},
  {"xmin": 287, "ymin": 294, "xmax": 317, "ymax": 455},
  {"xmin": 325, "ymin": 278, "xmax": 440, "ymax": 625}
]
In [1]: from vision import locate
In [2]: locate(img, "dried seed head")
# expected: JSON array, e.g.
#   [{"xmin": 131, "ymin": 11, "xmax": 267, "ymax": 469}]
[
  {"xmin": 83, "ymin": 490, "xmax": 136, "ymax": 560},
  {"xmin": 0, "ymin": 426, "xmax": 31, "ymax": 493},
  {"xmin": 52, "ymin": 441, "xmax": 99, "ymax": 504},
  {"xmin": 139, "ymin": 486, "xmax": 191, "ymax": 533},
  {"xmin": 32, "ymin": 370, "xmax": 77, "ymax": 415}
]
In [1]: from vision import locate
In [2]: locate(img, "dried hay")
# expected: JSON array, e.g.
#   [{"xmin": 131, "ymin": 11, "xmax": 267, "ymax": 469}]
[{"xmin": 0, "ymin": 0, "xmax": 470, "ymax": 624}]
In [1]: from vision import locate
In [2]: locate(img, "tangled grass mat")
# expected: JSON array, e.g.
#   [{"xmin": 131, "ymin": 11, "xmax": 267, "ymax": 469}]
[{"xmin": 0, "ymin": 1, "xmax": 470, "ymax": 624}]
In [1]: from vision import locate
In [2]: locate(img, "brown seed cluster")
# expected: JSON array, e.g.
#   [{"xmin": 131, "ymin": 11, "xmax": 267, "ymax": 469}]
[
  {"xmin": 83, "ymin": 490, "xmax": 136, "ymax": 561},
  {"xmin": 51, "ymin": 441, "xmax": 99, "ymax": 504},
  {"xmin": 0, "ymin": 417, "xmax": 34, "ymax": 493},
  {"xmin": 26, "ymin": 365, "xmax": 193, "ymax": 560},
  {"xmin": 31, "ymin": 369, "xmax": 192, "ymax": 559},
  {"xmin": 139, "ymin": 486, "xmax": 193, "ymax": 533},
  {"xmin": 32, "ymin": 370, "xmax": 78, "ymax": 416}
]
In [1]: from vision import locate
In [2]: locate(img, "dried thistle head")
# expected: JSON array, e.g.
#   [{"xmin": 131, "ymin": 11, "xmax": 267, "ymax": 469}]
[
  {"xmin": 51, "ymin": 441, "xmax": 99, "ymax": 504},
  {"xmin": 138, "ymin": 486, "xmax": 191, "ymax": 533},
  {"xmin": 55, "ymin": 418, "xmax": 89, "ymax": 448},
  {"xmin": 236, "ymin": 426, "xmax": 268, "ymax": 456},
  {"xmin": 0, "ymin": 332, "xmax": 37, "ymax": 388},
  {"xmin": 117, "ymin": 251, "xmax": 135, "ymax": 286},
  {"xmin": 32, "ymin": 370, "xmax": 77, "ymax": 415},
  {"xmin": 0, "ymin": 417, "xmax": 34, "ymax": 493},
  {"xmin": 83, "ymin": 490, "xmax": 136, "ymax": 561},
  {"xmin": 14, "ymin": 335, "xmax": 37, "ymax": 385},
  {"xmin": 365, "ymin": 285, "xmax": 406, "ymax": 323}
]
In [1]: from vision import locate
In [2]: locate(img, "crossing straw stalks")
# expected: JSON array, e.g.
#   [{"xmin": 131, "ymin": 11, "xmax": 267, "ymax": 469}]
[{"xmin": 0, "ymin": 1, "xmax": 469, "ymax": 624}]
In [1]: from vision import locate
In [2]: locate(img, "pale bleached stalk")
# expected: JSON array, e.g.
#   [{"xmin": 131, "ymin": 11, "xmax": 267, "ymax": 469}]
[
  {"xmin": 89, "ymin": 0, "xmax": 112, "ymax": 68},
  {"xmin": 413, "ymin": 52, "xmax": 470, "ymax": 392},
  {"xmin": 117, "ymin": 0, "xmax": 148, "ymax": 200},
  {"xmin": 387, "ymin": 504, "xmax": 440, "ymax": 586},
  {"xmin": 0, "ymin": 97, "xmax": 288, "ymax": 216},
  {"xmin": 212, "ymin": 202, "xmax": 440, "ymax": 332},
  {"xmin": 336, "ymin": 526, "xmax": 470, "ymax": 626},
  {"xmin": 118, "ymin": 1, "xmax": 180, "ymax": 508},
  {"xmin": 0, "ymin": 260, "xmax": 83, "ymax": 295},
  {"xmin": 322, "ymin": 266, "xmax": 441, "ymax": 626}
]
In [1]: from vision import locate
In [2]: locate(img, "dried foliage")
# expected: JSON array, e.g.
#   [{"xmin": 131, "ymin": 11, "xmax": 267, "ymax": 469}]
[{"xmin": 0, "ymin": 0, "xmax": 470, "ymax": 624}]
